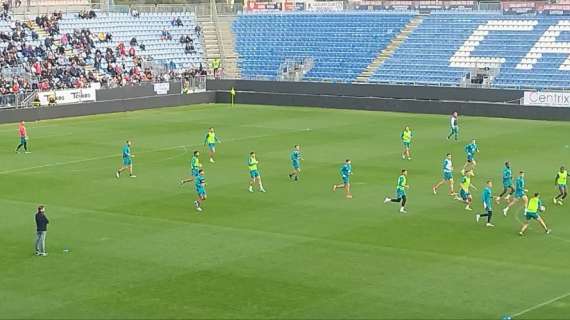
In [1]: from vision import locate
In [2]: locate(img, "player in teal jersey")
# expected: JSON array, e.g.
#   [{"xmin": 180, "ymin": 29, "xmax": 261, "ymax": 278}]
[
  {"xmin": 519, "ymin": 192, "xmax": 551, "ymax": 236},
  {"xmin": 248, "ymin": 152, "xmax": 266, "ymax": 193},
  {"xmin": 116, "ymin": 140, "xmax": 136, "ymax": 178},
  {"xmin": 181, "ymin": 169, "xmax": 207, "ymax": 212},
  {"xmin": 204, "ymin": 127, "xmax": 221, "ymax": 163},
  {"xmin": 432, "ymin": 153, "xmax": 456, "ymax": 196},
  {"xmin": 333, "ymin": 159, "xmax": 352, "ymax": 199},
  {"xmin": 384, "ymin": 169, "xmax": 409, "ymax": 213},
  {"xmin": 401, "ymin": 126, "xmax": 413, "ymax": 160},
  {"xmin": 288, "ymin": 145, "xmax": 302, "ymax": 181},
  {"xmin": 476, "ymin": 180, "xmax": 495, "ymax": 227},
  {"xmin": 181, "ymin": 150, "xmax": 202, "ymax": 184},
  {"xmin": 463, "ymin": 139, "xmax": 479, "ymax": 172},
  {"xmin": 496, "ymin": 161, "xmax": 514, "ymax": 204},
  {"xmin": 503, "ymin": 171, "xmax": 528, "ymax": 216},
  {"xmin": 447, "ymin": 112, "xmax": 459, "ymax": 141}
]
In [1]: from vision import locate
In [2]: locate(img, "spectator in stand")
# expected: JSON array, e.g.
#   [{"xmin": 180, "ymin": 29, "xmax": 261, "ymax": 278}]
[
  {"xmin": 184, "ymin": 42, "xmax": 195, "ymax": 54},
  {"xmin": 168, "ymin": 60, "xmax": 176, "ymax": 70},
  {"xmin": 172, "ymin": 16, "xmax": 183, "ymax": 27},
  {"xmin": 160, "ymin": 28, "xmax": 172, "ymax": 41},
  {"xmin": 129, "ymin": 37, "xmax": 137, "ymax": 47},
  {"xmin": 128, "ymin": 46, "xmax": 136, "ymax": 57},
  {"xmin": 195, "ymin": 25, "xmax": 201, "ymax": 37},
  {"xmin": 138, "ymin": 42, "xmax": 145, "ymax": 51}
]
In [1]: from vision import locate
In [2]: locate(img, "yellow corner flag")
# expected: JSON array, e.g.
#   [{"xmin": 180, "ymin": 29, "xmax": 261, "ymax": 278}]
[{"xmin": 230, "ymin": 87, "xmax": 236, "ymax": 107}]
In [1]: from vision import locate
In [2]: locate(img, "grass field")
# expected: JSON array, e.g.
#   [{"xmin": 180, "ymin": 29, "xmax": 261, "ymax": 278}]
[{"xmin": 1, "ymin": 103, "xmax": 570, "ymax": 319}]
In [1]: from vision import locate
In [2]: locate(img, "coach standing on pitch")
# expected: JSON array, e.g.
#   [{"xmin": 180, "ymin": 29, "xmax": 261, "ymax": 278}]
[{"xmin": 35, "ymin": 205, "xmax": 49, "ymax": 256}]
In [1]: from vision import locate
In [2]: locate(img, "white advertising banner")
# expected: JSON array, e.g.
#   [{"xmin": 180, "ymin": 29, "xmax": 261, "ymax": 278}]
[
  {"xmin": 153, "ymin": 82, "xmax": 170, "ymax": 95},
  {"xmin": 523, "ymin": 91, "xmax": 570, "ymax": 107},
  {"xmin": 38, "ymin": 88, "xmax": 96, "ymax": 106},
  {"xmin": 306, "ymin": 1, "xmax": 343, "ymax": 11}
]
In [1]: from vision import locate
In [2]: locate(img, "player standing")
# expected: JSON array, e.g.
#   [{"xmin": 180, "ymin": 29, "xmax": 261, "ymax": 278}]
[
  {"xmin": 554, "ymin": 166, "xmax": 567, "ymax": 205},
  {"xmin": 519, "ymin": 192, "xmax": 551, "ymax": 236},
  {"xmin": 432, "ymin": 153, "xmax": 455, "ymax": 195},
  {"xmin": 204, "ymin": 127, "xmax": 221, "ymax": 163},
  {"xmin": 248, "ymin": 152, "xmax": 266, "ymax": 193},
  {"xmin": 288, "ymin": 144, "xmax": 302, "ymax": 181},
  {"xmin": 447, "ymin": 111, "xmax": 459, "ymax": 141},
  {"xmin": 503, "ymin": 171, "xmax": 528, "ymax": 216},
  {"xmin": 496, "ymin": 161, "xmax": 514, "ymax": 204},
  {"xmin": 15, "ymin": 121, "xmax": 30, "ymax": 153},
  {"xmin": 476, "ymin": 180, "xmax": 495, "ymax": 227},
  {"xmin": 401, "ymin": 126, "xmax": 413, "ymax": 160},
  {"xmin": 181, "ymin": 150, "xmax": 202, "ymax": 184},
  {"xmin": 116, "ymin": 140, "xmax": 136, "ymax": 178},
  {"xmin": 463, "ymin": 139, "xmax": 479, "ymax": 172},
  {"xmin": 333, "ymin": 159, "xmax": 352, "ymax": 199},
  {"xmin": 455, "ymin": 169, "xmax": 476, "ymax": 210},
  {"xmin": 384, "ymin": 169, "xmax": 409, "ymax": 213}
]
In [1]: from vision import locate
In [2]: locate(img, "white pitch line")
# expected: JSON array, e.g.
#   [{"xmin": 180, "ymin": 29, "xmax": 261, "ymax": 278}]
[
  {"xmin": 512, "ymin": 292, "xmax": 570, "ymax": 317},
  {"xmin": 0, "ymin": 129, "xmax": 308, "ymax": 175}
]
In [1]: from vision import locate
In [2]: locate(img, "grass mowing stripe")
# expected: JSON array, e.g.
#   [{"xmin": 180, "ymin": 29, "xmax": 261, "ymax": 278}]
[{"xmin": 512, "ymin": 292, "xmax": 570, "ymax": 317}]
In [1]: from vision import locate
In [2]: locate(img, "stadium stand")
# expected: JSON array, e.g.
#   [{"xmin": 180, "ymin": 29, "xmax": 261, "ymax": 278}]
[{"xmin": 233, "ymin": 12, "xmax": 415, "ymax": 82}]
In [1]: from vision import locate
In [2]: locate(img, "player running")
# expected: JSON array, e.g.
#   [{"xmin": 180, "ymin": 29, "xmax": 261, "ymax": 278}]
[
  {"xmin": 503, "ymin": 171, "xmax": 528, "ymax": 216},
  {"xmin": 288, "ymin": 144, "xmax": 302, "ymax": 181},
  {"xmin": 401, "ymin": 126, "xmax": 413, "ymax": 160},
  {"xmin": 432, "ymin": 153, "xmax": 455, "ymax": 195},
  {"xmin": 116, "ymin": 140, "xmax": 136, "ymax": 178},
  {"xmin": 193, "ymin": 169, "xmax": 207, "ymax": 212},
  {"xmin": 248, "ymin": 152, "xmax": 266, "ymax": 193},
  {"xmin": 463, "ymin": 139, "xmax": 479, "ymax": 172},
  {"xmin": 447, "ymin": 111, "xmax": 459, "ymax": 141},
  {"xmin": 554, "ymin": 166, "xmax": 567, "ymax": 205},
  {"xmin": 333, "ymin": 159, "xmax": 352, "ymax": 199},
  {"xmin": 495, "ymin": 161, "xmax": 514, "ymax": 204},
  {"xmin": 519, "ymin": 192, "xmax": 551, "ymax": 236},
  {"xmin": 15, "ymin": 121, "xmax": 30, "ymax": 153},
  {"xmin": 455, "ymin": 169, "xmax": 476, "ymax": 210},
  {"xmin": 476, "ymin": 180, "xmax": 495, "ymax": 227},
  {"xmin": 204, "ymin": 127, "xmax": 221, "ymax": 163},
  {"xmin": 181, "ymin": 150, "xmax": 202, "ymax": 184},
  {"xmin": 384, "ymin": 169, "xmax": 409, "ymax": 213}
]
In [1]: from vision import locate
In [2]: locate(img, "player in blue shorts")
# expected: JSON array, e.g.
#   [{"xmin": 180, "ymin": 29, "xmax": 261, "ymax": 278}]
[
  {"xmin": 384, "ymin": 169, "xmax": 409, "ymax": 213},
  {"xmin": 519, "ymin": 192, "xmax": 551, "ymax": 236},
  {"xmin": 181, "ymin": 150, "xmax": 202, "ymax": 184},
  {"xmin": 248, "ymin": 152, "xmax": 266, "ymax": 193},
  {"xmin": 116, "ymin": 140, "xmax": 136, "ymax": 178},
  {"xmin": 463, "ymin": 139, "xmax": 479, "ymax": 172},
  {"xmin": 333, "ymin": 159, "xmax": 352, "ymax": 199},
  {"xmin": 455, "ymin": 169, "xmax": 476, "ymax": 210},
  {"xmin": 288, "ymin": 145, "xmax": 302, "ymax": 181},
  {"xmin": 432, "ymin": 153, "xmax": 455, "ymax": 196},
  {"xmin": 204, "ymin": 127, "xmax": 221, "ymax": 163},
  {"xmin": 496, "ymin": 161, "xmax": 514, "ymax": 204},
  {"xmin": 503, "ymin": 171, "xmax": 528, "ymax": 216},
  {"xmin": 401, "ymin": 126, "xmax": 413, "ymax": 160}
]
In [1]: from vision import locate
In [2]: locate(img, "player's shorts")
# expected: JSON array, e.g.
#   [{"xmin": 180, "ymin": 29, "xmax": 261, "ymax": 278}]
[
  {"xmin": 123, "ymin": 157, "xmax": 132, "ymax": 166},
  {"xmin": 443, "ymin": 171, "xmax": 453, "ymax": 181},
  {"xmin": 450, "ymin": 127, "xmax": 458, "ymax": 134},
  {"xmin": 292, "ymin": 160, "xmax": 300, "ymax": 170},
  {"xmin": 207, "ymin": 143, "xmax": 216, "ymax": 150},
  {"xmin": 460, "ymin": 189, "xmax": 470, "ymax": 201},
  {"xmin": 250, "ymin": 170, "xmax": 260, "ymax": 178},
  {"xmin": 515, "ymin": 191, "xmax": 525, "ymax": 199},
  {"xmin": 19, "ymin": 136, "xmax": 26, "ymax": 144},
  {"xmin": 396, "ymin": 188, "xmax": 406, "ymax": 198},
  {"xmin": 467, "ymin": 154, "xmax": 474, "ymax": 162},
  {"xmin": 342, "ymin": 175, "xmax": 350, "ymax": 184},
  {"xmin": 192, "ymin": 169, "xmax": 199, "ymax": 177},
  {"xmin": 196, "ymin": 187, "xmax": 206, "ymax": 198},
  {"xmin": 525, "ymin": 211, "xmax": 540, "ymax": 220},
  {"xmin": 403, "ymin": 141, "xmax": 411, "ymax": 149},
  {"xmin": 503, "ymin": 180, "xmax": 513, "ymax": 188},
  {"xmin": 558, "ymin": 184, "xmax": 567, "ymax": 191}
]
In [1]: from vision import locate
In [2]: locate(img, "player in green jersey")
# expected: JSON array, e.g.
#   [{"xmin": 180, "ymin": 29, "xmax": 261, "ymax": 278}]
[
  {"xmin": 384, "ymin": 169, "xmax": 409, "ymax": 213},
  {"xmin": 554, "ymin": 166, "xmax": 567, "ymax": 205},
  {"xmin": 401, "ymin": 126, "xmax": 413, "ymax": 160},
  {"xmin": 248, "ymin": 152, "xmax": 266, "ymax": 193},
  {"xmin": 204, "ymin": 127, "xmax": 221, "ymax": 163},
  {"xmin": 519, "ymin": 193, "xmax": 551, "ymax": 236}
]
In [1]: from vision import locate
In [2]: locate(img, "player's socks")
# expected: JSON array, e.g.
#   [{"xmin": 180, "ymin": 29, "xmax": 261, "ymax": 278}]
[
  {"xmin": 503, "ymin": 207, "xmax": 509, "ymax": 216},
  {"xmin": 554, "ymin": 197, "xmax": 558, "ymax": 204},
  {"xmin": 546, "ymin": 229, "xmax": 552, "ymax": 234},
  {"xmin": 475, "ymin": 214, "xmax": 480, "ymax": 223},
  {"xmin": 115, "ymin": 171, "xmax": 120, "ymax": 178},
  {"xmin": 465, "ymin": 205, "xmax": 472, "ymax": 211},
  {"xmin": 333, "ymin": 185, "xmax": 337, "ymax": 192},
  {"xmin": 248, "ymin": 186, "xmax": 254, "ymax": 192},
  {"xmin": 399, "ymin": 207, "xmax": 407, "ymax": 213}
]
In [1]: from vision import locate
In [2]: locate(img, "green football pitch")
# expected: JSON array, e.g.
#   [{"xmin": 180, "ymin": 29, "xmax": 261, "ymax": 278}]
[{"xmin": 1, "ymin": 103, "xmax": 570, "ymax": 319}]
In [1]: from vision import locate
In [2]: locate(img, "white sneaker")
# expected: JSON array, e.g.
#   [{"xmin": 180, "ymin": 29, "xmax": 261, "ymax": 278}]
[
  {"xmin": 39, "ymin": 252, "xmax": 47, "ymax": 256},
  {"xmin": 503, "ymin": 208, "xmax": 509, "ymax": 216},
  {"xmin": 115, "ymin": 171, "xmax": 120, "ymax": 178},
  {"xmin": 384, "ymin": 197, "xmax": 391, "ymax": 203},
  {"xmin": 486, "ymin": 223, "xmax": 495, "ymax": 227},
  {"xmin": 554, "ymin": 197, "xmax": 558, "ymax": 204},
  {"xmin": 476, "ymin": 214, "xmax": 480, "ymax": 222},
  {"xmin": 210, "ymin": 158, "xmax": 215, "ymax": 163},
  {"xmin": 465, "ymin": 206, "xmax": 472, "ymax": 211},
  {"xmin": 260, "ymin": 188, "xmax": 266, "ymax": 193},
  {"xmin": 400, "ymin": 207, "xmax": 407, "ymax": 213},
  {"xmin": 432, "ymin": 188, "xmax": 437, "ymax": 195},
  {"xmin": 546, "ymin": 229, "xmax": 552, "ymax": 234},
  {"xmin": 130, "ymin": 175, "xmax": 137, "ymax": 178},
  {"xmin": 248, "ymin": 187, "xmax": 254, "ymax": 193},
  {"xmin": 196, "ymin": 207, "xmax": 203, "ymax": 212}
]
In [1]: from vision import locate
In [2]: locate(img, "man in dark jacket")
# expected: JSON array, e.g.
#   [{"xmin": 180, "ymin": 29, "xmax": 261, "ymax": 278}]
[{"xmin": 35, "ymin": 205, "xmax": 49, "ymax": 256}]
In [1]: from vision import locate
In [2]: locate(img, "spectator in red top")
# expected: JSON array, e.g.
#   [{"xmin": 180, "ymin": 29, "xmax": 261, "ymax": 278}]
[
  {"xmin": 33, "ymin": 61, "xmax": 42, "ymax": 75},
  {"xmin": 11, "ymin": 81, "xmax": 20, "ymax": 94},
  {"xmin": 128, "ymin": 46, "xmax": 135, "ymax": 57}
]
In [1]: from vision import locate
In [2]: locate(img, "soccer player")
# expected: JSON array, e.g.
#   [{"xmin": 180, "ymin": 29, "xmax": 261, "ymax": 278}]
[
  {"xmin": 288, "ymin": 144, "xmax": 302, "ymax": 181},
  {"xmin": 503, "ymin": 171, "xmax": 528, "ymax": 216},
  {"xmin": 248, "ymin": 152, "xmax": 266, "ymax": 193},
  {"xmin": 384, "ymin": 169, "xmax": 409, "ymax": 213},
  {"xmin": 554, "ymin": 166, "xmax": 567, "ymax": 205},
  {"xmin": 181, "ymin": 150, "xmax": 202, "ymax": 184},
  {"xmin": 15, "ymin": 121, "xmax": 30, "ymax": 153},
  {"xmin": 401, "ymin": 126, "xmax": 413, "ymax": 160},
  {"xmin": 116, "ymin": 140, "xmax": 136, "ymax": 178},
  {"xmin": 204, "ymin": 127, "xmax": 221, "ymax": 163},
  {"xmin": 496, "ymin": 161, "xmax": 514, "ymax": 204},
  {"xmin": 432, "ymin": 153, "xmax": 455, "ymax": 195},
  {"xmin": 476, "ymin": 180, "xmax": 495, "ymax": 227},
  {"xmin": 455, "ymin": 169, "xmax": 476, "ymax": 211},
  {"xmin": 463, "ymin": 139, "xmax": 479, "ymax": 172},
  {"xmin": 333, "ymin": 159, "xmax": 352, "ymax": 199},
  {"xmin": 447, "ymin": 111, "xmax": 459, "ymax": 141},
  {"xmin": 519, "ymin": 193, "xmax": 551, "ymax": 236},
  {"xmin": 193, "ymin": 169, "xmax": 207, "ymax": 212}
]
